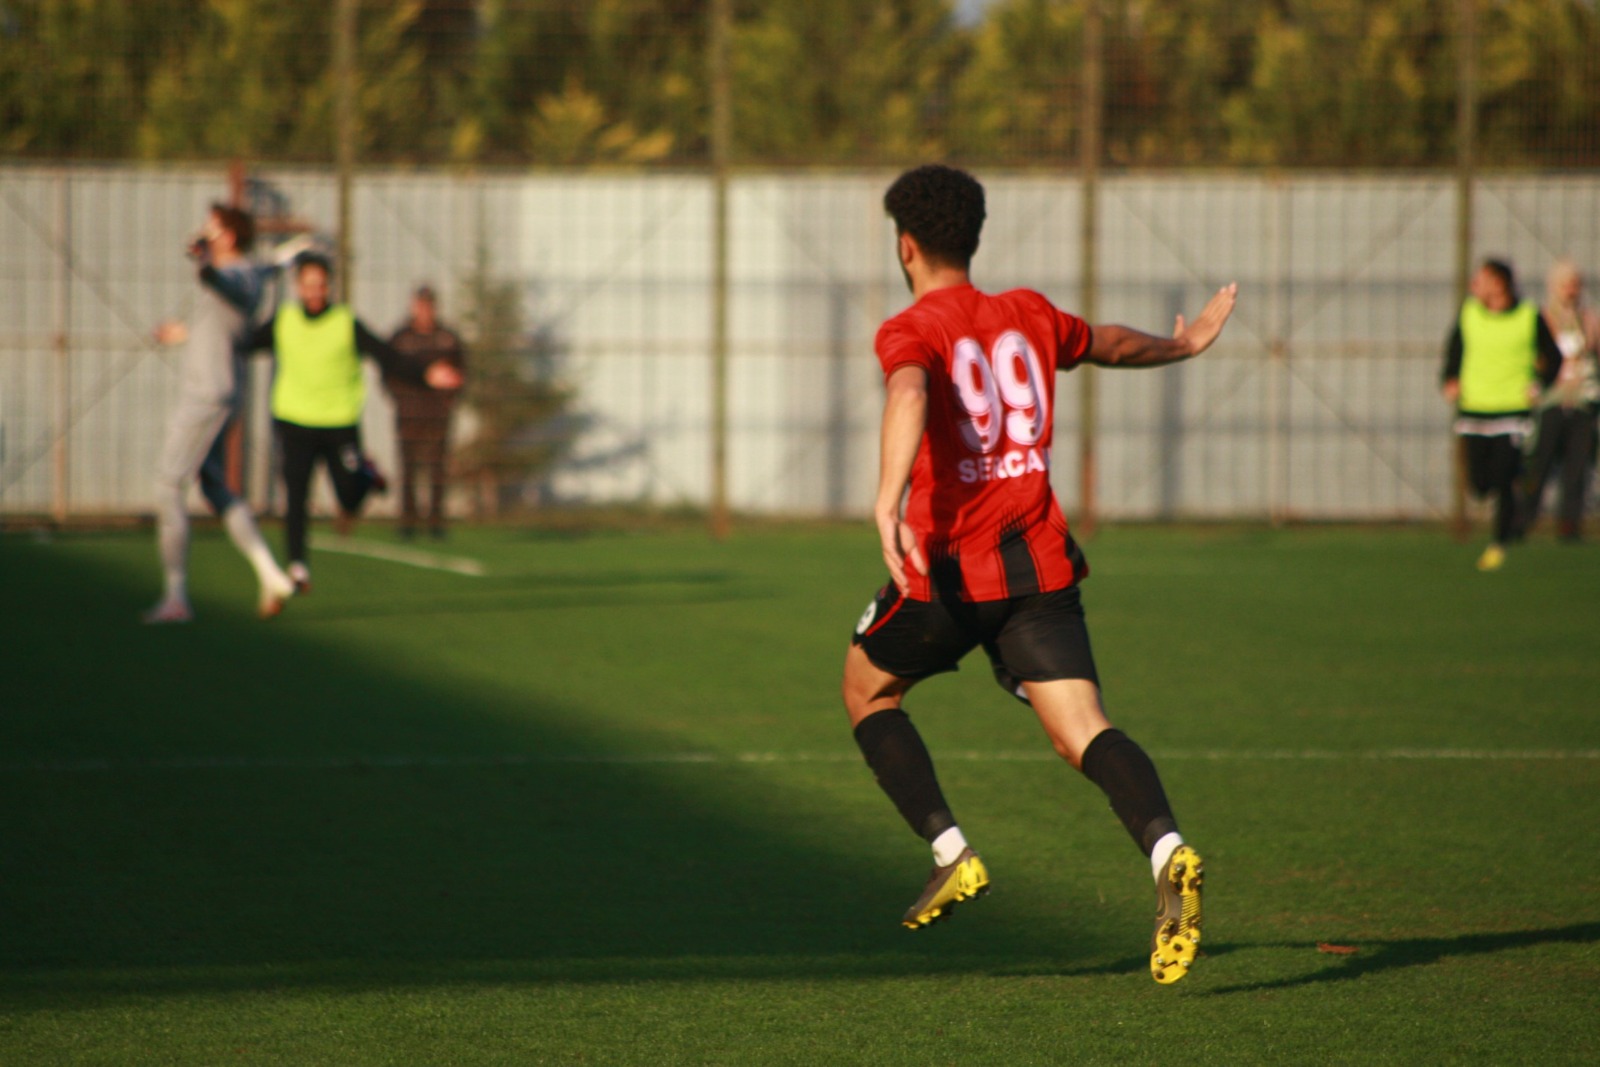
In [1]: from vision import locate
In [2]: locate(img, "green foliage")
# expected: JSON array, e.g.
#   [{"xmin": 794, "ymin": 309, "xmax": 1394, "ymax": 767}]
[
  {"xmin": 948, "ymin": 0, "xmax": 1082, "ymax": 164},
  {"xmin": 134, "ymin": 0, "xmax": 427, "ymax": 162},
  {"xmin": 730, "ymin": 0, "xmax": 957, "ymax": 164},
  {"xmin": 0, "ymin": 0, "xmax": 188, "ymax": 156},
  {"xmin": 3, "ymin": 0, "xmax": 1599, "ymax": 166}
]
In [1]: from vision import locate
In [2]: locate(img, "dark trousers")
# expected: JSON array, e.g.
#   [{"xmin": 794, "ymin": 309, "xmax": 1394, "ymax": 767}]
[
  {"xmin": 1523, "ymin": 406, "xmax": 1598, "ymax": 533},
  {"xmin": 1463, "ymin": 434, "xmax": 1523, "ymax": 545},
  {"xmin": 275, "ymin": 420, "xmax": 373, "ymax": 564},
  {"xmin": 398, "ymin": 435, "xmax": 448, "ymax": 532}
]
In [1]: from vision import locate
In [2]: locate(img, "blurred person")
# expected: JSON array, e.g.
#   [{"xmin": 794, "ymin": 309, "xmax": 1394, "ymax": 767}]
[
  {"xmin": 246, "ymin": 254, "xmax": 462, "ymax": 592},
  {"xmin": 145, "ymin": 204, "xmax": 305, "ymax": 624},
  {"xmin": 1441, "ymin": 258, "xmax": 1561, "ymax": 571},
  {"xmin": 1522, "ymin": 259, "xmax": 1600, "ymax": 541},
  {"xmin": 842, "ymin": 164, "xmax": 1236, "ymax": 984},
  {"xmin": 386, "ymin": 285, "xmax": 467, "ymax": 540}
]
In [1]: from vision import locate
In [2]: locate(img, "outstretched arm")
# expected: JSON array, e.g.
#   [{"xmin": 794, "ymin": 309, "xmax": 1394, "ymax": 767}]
[
  {"xmin": 1085, "ymin": 283, "xmax": 1238, "ymax": 368},
  {"xmin": 356, "ymin": 319, "xmax": 462, "ymax": 389},
  {"xmin": 875, "ymin": 365, "xmax": 930, "ymax": 594}
]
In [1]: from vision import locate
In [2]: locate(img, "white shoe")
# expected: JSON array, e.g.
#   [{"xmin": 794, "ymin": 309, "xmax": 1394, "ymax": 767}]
[
  {"xmin": 287, "ymin": 561, "xmax": 312, "ymax": 595},
  {"xmin": 142, "ymin": 599, "xmax": 193, "ymax": 625},
  {"xmin": 258, "ymin": 573, "xmax": 296, "ymax": 619}
]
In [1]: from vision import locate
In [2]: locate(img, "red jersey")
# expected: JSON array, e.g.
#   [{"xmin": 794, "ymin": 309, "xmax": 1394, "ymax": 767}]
[{"xmin": 876, "ymin": 283, "xmax": 1092, "ymax": 602}]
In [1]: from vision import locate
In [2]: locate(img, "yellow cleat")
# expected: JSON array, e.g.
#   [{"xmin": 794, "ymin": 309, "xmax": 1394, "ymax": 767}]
[
  {"xmin": 902, "ymin": 848, "xmax": 990, "ymax": 929},
  {"xmin": 1151, "ymin": 845, "xmax": 1204, "ymax": 985},
  {"xmin": 1476, "ymin": 544, "xmax": 1506, "ymax": 572}
]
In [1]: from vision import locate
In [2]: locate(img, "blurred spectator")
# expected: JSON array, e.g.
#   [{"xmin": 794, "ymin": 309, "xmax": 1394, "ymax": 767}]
[
  {"xmin": 386, "ymin": 285, "xmax": 467, "ymax": 540},
  {"xmin": 1440, "ymin": 259, "xmax": 1561, "ymax": 571},
  {"xmin": 1523, "ymin": 259, "xmax": 1600, "ymax": 541},
  {"xmin": 246, "ymin": 255, "xmax": 462, "ymax": 592},
  {"xmin": 144, "ymin": 204, "xmax": 301, "ymax": 624}
]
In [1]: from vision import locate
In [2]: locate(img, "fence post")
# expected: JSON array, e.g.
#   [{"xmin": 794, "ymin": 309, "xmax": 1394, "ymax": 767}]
[
  {"xmin": 1077, "ymin": 0, "xmax": 1102, "ymax": 537},
  {"xmin": 709, "ymin": 0, "xmax": 732, "ymax": 539},
  {"xmin": 334, "ymin": 0, "xmax": 358, "ymax": 304},
  {"xmin": 1266, "ymin": 175, "xmax": 1290, "ymax": 525},
  {"xmin": 52, "ymin": 170, "xmax": 71, "ymax": 525},
  {"xmin": 1452, "ymin": 0, "xmax": 1478, "ymax": 539}
]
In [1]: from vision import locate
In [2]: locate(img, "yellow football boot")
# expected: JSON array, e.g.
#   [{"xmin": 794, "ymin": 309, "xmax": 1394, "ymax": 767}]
[
  {"xmin": 902, "ymin": 847, "xmax": 990, "ymax": 929},
  {"xmin": 1150, "ymin": 845, "xmax": 1204, "ymax": 984}
]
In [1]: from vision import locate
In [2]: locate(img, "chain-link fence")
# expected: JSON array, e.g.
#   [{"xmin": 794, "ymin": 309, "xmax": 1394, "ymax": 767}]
[{"xmin": 6, "ymin": 164, "xmax": 1597, "ymax": 522}]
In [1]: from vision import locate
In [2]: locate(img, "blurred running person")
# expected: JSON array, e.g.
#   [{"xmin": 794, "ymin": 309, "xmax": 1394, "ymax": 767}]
[
  {"xmin": 145, "ymin": 204, "xmax": 302, "ymax": 624},
  {"xmin": 386, "ymin": 284, "xmax": 467, "ymax": 540},
  {"xmin": 842, "ymin": 164, "xmax": 1236, "ymax": 984},
  {"xmin": 1523, "ymin": 259, "xmax": 1600, "ymax": 541},
  {"xmin": 246, "ymin": 254, "xmax": 462, "ymax": 592},
  {"xmin": 1441, "ymin": 258, "xmax": 1561, "ymax": 570}
]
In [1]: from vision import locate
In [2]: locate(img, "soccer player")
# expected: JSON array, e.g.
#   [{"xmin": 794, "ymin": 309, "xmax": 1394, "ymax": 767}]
[
  {"xmin": 245, "ymin": 254, "xmax": 462, "ymax": 591},
  {"xmin": 145, "ymin": 204, "xmax": 302, "ymax": 624},
  {"xmin": 842, "ymin": 165, "xmax": 1236, "ymax": 984},
  {"xmin": 1440, "ymin": 258, "xmax": 1561, "ymax": 570}
]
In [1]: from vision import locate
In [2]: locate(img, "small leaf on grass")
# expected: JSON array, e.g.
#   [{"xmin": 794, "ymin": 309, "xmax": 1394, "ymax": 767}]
[{"xmin": 1317, "ymin": 942, "xmax": 1359, "ymax": 955}]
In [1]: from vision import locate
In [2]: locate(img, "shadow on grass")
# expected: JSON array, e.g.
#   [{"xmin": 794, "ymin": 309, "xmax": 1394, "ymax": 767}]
[
  {"xmin": 1206, "ymin": 922, "xmax": 1600, "ymax": 994},
  {"xmin": 0, "ymin": 534, "xmax": 1134, "ymax": 1008}
]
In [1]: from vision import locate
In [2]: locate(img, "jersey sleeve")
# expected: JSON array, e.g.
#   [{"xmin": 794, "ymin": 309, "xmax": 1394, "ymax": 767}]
[
  {"xmin": 1053, "ymin": 305, "xmax": 1092, "ymax": 371},
  {"xmin": 875, "ymin": 315, "xmax": 937, "ymax": 380}
]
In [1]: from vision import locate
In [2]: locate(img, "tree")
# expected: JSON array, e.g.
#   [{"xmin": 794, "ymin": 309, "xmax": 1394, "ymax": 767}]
[
  {"xmin": 0, "ymin": 0, "xmax": 190, "ymax": 156},
  {"xmin": 729, "ymin": 0, "xmax": 960, "ymax": 165},
  {"xmin": 452, "ymin": 264, "xmax": 579, "ymax": 516},
  {"xmin": 947, "ymin": 0, "xmax": 1082, "ymax": 164},
  {"xmin": 135, "ymin": 0, "xmax": 428, "ymax": 162}
]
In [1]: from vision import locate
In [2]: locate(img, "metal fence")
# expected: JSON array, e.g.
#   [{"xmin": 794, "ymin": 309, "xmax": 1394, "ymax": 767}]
[{"xmin": 4, "ymin": 163, "xmax": 1597, "ymax": 524}]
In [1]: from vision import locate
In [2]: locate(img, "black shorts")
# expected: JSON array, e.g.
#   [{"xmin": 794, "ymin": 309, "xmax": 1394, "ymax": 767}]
[{"xmin": 851, "ymin": 583, "xmax": 1099, "ymax": 700}]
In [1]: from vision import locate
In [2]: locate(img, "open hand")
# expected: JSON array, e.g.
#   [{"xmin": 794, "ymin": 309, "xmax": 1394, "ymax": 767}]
[
  {"xmin": 876, "ymin": 510, "xmax": 927, "ymax": 594},
  {"xmin": 425, "ymin": 360, "xmax": 464, "ymax": 391},
  {"xmin": 1175, "ymin": 283, "xmax": 1238, "ymax": 357},
  {"xmin": 154, "ymin": 321, "xmax": 188, "ymax": 346}
]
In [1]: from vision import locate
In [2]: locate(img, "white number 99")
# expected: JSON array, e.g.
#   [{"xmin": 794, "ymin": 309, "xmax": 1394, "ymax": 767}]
[{"xmin": 950, "ymin": 332, "xmax": 1048, "ymax": 455}]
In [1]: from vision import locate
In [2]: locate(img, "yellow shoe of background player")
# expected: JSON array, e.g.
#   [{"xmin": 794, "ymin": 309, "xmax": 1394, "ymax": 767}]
[{"xmin": 1476, "ymin": 544, "xmax": 1506, "ymax": 572}]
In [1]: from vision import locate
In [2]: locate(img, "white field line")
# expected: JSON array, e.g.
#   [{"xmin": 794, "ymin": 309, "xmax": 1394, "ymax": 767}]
[
  {"xmin": 2, "ymin": 749, "xmax": 1596, "ymax": 774},
  {"xmin": 314, "ymin": 537, "xmax": 486, "ymax": 577}
]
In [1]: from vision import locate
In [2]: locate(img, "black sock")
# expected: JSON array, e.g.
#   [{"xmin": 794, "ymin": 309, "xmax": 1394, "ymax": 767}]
[
  {"xmin": 1080, "ymin": 727, "xmax": 1178, "ymax": 856},
  {"xmin": 853, "ymin": 708, "xmax": 956, "ymax": 842}
]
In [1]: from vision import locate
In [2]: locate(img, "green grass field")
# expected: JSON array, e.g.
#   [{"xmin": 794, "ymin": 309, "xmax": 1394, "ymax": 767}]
[{"xmin": 2, "ymin": 520, "xmax": 1597, "ymax": 1065}]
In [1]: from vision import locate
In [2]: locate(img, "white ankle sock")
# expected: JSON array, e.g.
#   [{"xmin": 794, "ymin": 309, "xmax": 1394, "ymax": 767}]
[
  {"xmin": 1150, "ymin": 831, "xmax": 1184, "ymax": 882},
  {"xmin": 931, "ymin": 827, "xmax": 968, "ymax": 867},
  {"xmin": 223, "ymin": 503, "xmax": 290, "ymax": 590}
]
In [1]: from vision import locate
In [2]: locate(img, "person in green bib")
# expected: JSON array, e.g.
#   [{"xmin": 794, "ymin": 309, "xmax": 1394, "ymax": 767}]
[
  {"xmin": 1440, "ymin": 259, "xmax": 1560, "ymax": 572},
  {"xmin": 247, "ymin": 253, "xmax": 462, "ymax": 591}
]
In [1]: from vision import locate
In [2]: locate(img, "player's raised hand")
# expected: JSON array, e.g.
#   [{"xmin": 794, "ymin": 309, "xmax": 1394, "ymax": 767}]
[{"xmin": 1174, "ymin": 282, "xmax": 1238, "ymax": 357}]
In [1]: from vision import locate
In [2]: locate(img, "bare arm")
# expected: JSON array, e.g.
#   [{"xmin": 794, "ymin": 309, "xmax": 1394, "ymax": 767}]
[
  {"xmin": 1085, "ymin": 283, "xmax": 1238, "ymax": 367},
  {"xmin": 875, "ymin": 365, "xmax": 930, "ymax": 593}
]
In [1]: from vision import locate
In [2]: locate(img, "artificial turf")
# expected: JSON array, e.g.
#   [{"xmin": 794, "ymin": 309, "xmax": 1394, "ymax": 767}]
[{"xmin": 2, "ymin": 520, "xmax": 1597, "ymax": 1064}]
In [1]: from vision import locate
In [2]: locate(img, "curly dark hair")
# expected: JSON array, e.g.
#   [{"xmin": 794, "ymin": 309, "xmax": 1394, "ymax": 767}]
[{"xmin": 883, "ymin": 164, "xmax": 985, "ymax": 269}]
